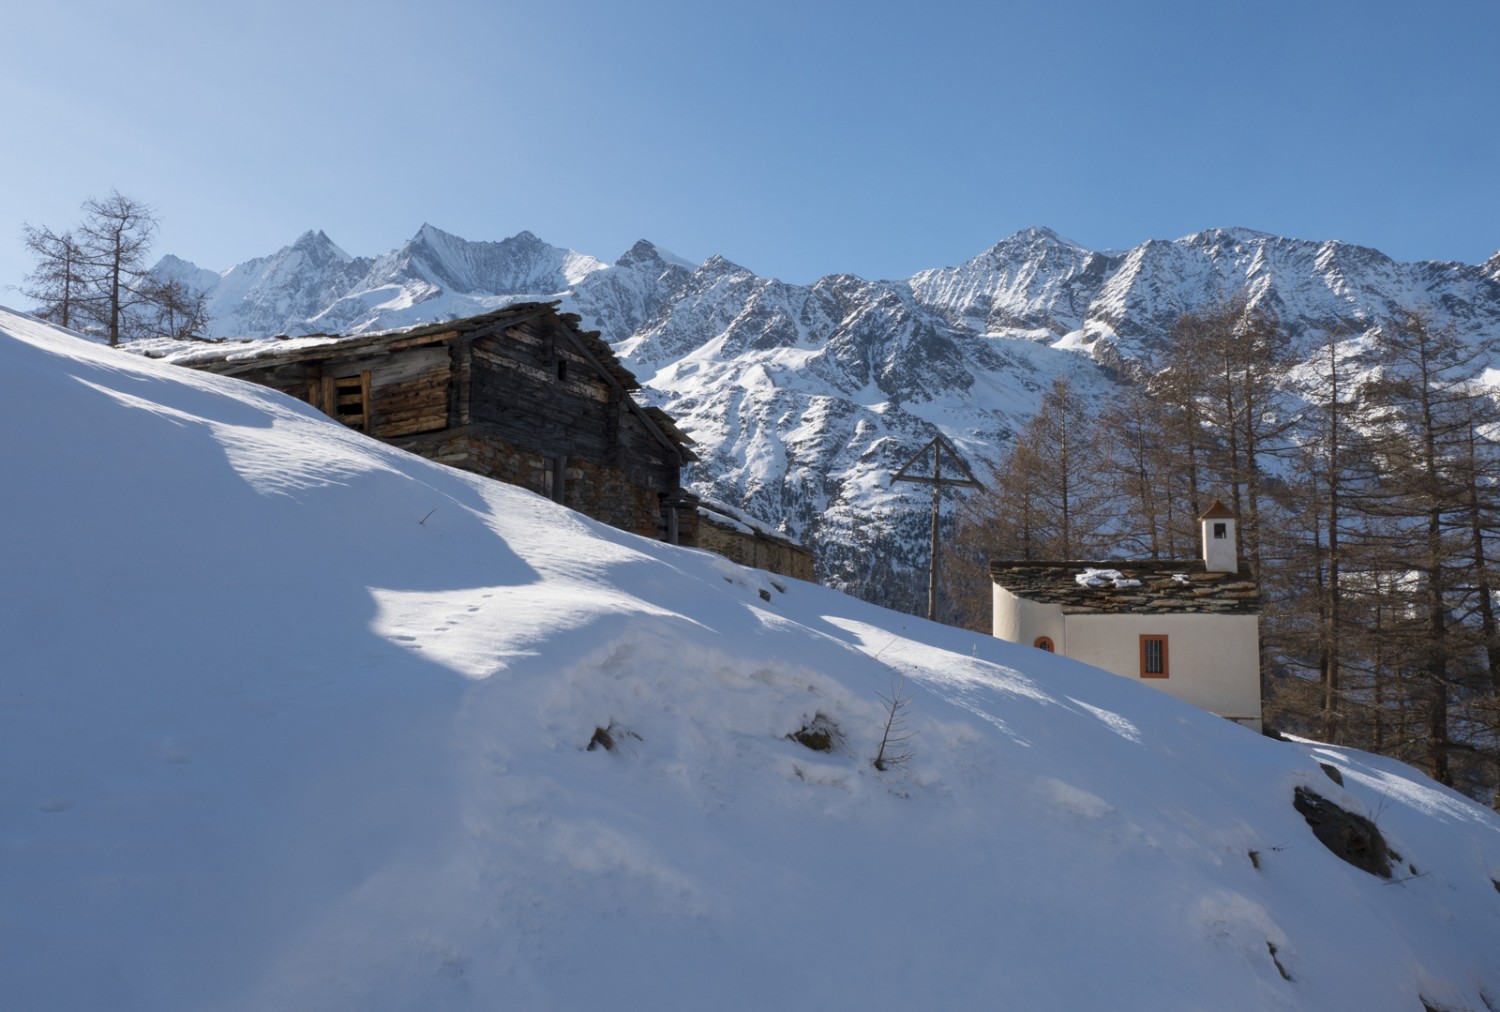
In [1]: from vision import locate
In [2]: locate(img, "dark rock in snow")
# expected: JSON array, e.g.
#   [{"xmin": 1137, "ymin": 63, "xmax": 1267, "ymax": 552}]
[{"xmin": 1293, "ymin": 786, "xmax": 1392, "ymax": 878}]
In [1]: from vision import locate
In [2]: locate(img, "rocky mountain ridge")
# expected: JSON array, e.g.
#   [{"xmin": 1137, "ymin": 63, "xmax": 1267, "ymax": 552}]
[{"xmin": 153, "ymin": 226, "xmax": 1500, "ymax": 611}]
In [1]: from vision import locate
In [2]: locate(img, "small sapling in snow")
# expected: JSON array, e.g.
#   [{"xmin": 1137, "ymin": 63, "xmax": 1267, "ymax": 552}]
[{"xmin": 872, "ymin": 677, "xmax": 915, "ymax": 772}]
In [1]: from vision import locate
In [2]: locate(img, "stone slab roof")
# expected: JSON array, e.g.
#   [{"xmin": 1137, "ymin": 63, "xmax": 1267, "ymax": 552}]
[
  {"xmin": 146, "ymin": 302, "xmax": 642, "ymax": 392},
  {"xmin": 988, "ymin": 560, "xmax": 1260, "ymax": 615}
]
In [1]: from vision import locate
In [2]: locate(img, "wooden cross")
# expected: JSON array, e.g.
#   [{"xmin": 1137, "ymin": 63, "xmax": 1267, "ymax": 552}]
[{"xmin": 891, "ymin": 435, "xmax": 982, "ymax": 621}]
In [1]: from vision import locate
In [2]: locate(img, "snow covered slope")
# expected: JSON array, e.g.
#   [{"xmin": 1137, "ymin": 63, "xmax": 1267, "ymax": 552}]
[
  {"xmin": 152, "ymin": 228, "xmax": 1500, "ymax": 608},
  {"xmin": 4, "ymin": 306, "xmax": 1500, "ymax": 1011}
]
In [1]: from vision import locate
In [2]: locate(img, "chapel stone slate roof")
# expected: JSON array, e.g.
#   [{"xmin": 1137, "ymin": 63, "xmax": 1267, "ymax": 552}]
[{"xmin": 988, "ymin": 560, "xmax": 1260, "ymax": 615}]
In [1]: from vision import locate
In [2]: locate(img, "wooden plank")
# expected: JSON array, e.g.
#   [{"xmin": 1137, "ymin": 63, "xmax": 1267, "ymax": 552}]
[
  {"xmin": 449, "ymin": 345, "xmax": 468, "ymax": 428},
  {"xmin": 357, "ymin": 382, "xmax": 369, "ymax": 429},
  {"xmin": 386, "ymin": 330, "xmax": 461, "ymax": 351},
  {"xmin": 378, "ymin": 416, "xmax": 448, "ymax": 438},
  {"xmin": 365, "ymin": 350, "xmax": 449, "ymax": 386}
]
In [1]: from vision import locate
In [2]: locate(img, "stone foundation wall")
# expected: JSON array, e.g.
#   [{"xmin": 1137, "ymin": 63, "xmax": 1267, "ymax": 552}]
[
  {"xmin": 398, "ymin": 427, "xmax": 697, "ymax": 547},
  {"xmin": 696, "ymin": 515, "xmax": 814, "ymax": 582}
]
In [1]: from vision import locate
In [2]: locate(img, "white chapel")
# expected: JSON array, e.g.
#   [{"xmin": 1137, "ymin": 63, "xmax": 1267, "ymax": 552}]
[{"xmin": 989, "ymin": 502, "xmax": 1262, "ymax": 731}]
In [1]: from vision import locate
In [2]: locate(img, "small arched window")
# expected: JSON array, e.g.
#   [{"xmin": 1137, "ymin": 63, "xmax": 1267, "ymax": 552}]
[{"xmin": 1034, "ymin": 636, "xmax": 1055, "ymax": 652}]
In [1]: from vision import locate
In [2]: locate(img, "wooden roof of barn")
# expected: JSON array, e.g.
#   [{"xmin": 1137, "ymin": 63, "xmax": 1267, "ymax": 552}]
[
  {"xmin": 162, "ymin": 302, "xmax": 696, "ymax": 459},
  {"xmin": 988, "ymin": 559, "xmax": 1260, "ymax": 615},
  {"xmin": 395, "ymin": 303, "xmax": 642, "ymax": 391},
  {"xmin": 174, "ymin": 302, "xmax": 639, "ymax": 388}
]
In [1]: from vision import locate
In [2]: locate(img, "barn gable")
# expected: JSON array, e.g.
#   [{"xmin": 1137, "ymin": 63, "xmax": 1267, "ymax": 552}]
[{"xmin": 170, "ymin": 303, "xmax": 699, "ymax": 545}]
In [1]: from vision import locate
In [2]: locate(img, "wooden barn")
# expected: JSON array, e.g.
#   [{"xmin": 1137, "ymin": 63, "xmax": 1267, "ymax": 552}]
[{"xmin": 172, "ymin": 303, "xmax": 700, "ymax": 546}]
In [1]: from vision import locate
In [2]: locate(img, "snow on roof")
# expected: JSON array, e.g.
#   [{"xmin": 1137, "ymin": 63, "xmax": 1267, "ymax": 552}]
[
  {"xmin": 991, "ymin": 559, "xmax": 1260, "ymax": 614},
  {"xmin": 1074, "ymin": 568, "xmax": 1142, "ymax": 589},
  {"xmin": 697, "ymin": 496, "xmax": 793, "ymax": 540}
]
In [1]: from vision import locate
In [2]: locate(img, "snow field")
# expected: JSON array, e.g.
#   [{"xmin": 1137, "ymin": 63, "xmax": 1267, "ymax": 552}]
[{"xmin": 3, "ymin": 306, "xmax": 1499, "ymax": 1011}]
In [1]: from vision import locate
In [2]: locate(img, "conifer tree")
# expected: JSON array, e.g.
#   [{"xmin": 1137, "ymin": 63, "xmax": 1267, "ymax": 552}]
[
  {"xmin": 1098, "ymin": 377, "xmax": 1194, "ymax": 559},
  {"xmin": 1354, "ymin": 312, "xmax": 1495, "ymax": 785},
  {"xmin": 20, "ymin": 225, "xmax": 92, "ymax": 329},
  {"xmin": 75, "ymin": 190, "xmax": 159, "ymax": 346},
  {"xmin": 20, "ymin": 191, "xmax": 181, "ymax": 345},
  {"xmin": 1159, "ymin": 294, "xmax": 1296, "ymax": 573}
]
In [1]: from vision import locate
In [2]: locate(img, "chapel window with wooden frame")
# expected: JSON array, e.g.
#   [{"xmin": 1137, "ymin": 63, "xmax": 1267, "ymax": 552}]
[
  {"xmin": 1140, "ymin": 635, "xmax": 1169, "ymax": 678},
  {"xmin": 1034, "ymin": 636, "xmax": 1055, "ymax": 652}
]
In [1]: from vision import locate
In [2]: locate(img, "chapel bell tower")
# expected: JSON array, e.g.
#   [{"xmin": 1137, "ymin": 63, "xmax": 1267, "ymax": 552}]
[{"xmin": 1200, "ymin": 500, "xmax": 1239, "ymax": 574}]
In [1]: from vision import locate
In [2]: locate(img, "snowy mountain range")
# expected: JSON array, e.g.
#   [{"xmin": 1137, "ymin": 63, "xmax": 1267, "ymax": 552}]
[
  {"xmin": 6, "ymin": 304, "xmax": 1500, "ymax": 1009},
  {"xmin": 154, "ymin": 226, "xmax": 1500, "ymax": 609}
]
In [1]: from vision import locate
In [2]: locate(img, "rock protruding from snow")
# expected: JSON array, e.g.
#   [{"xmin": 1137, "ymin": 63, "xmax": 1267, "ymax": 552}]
[{"xmin": 1292, "ymin": 787, "xmax": 1393, "ymax": 878}]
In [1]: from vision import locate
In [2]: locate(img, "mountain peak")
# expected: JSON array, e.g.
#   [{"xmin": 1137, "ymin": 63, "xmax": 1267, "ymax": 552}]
[
  {"xmin": 948, "ymin": 228, "xmax": 1092, "ymax": 276},
  {"xmin": 152, "ymin": 253, "xmax": 198, "ymax": 270},
  {"xmin": 414, "ymin": 222, "xmax": 457, "ymax": 243},
  {"xmin": 617, "ymin": 239, "xmax": 666, "ymax": 269},
  {"xmin": 1018, "ymin": 225, "xmax": 1072, "ymax": 244},
  {"xmin": 700, "ymin": 253, "xmax": 744, "ymax": 272},
  {"xmin": 1001, "ymin": 226, "xmax": 1086, "ymax": 250},
  {"xmin": 1178, "ymin": 226, "xmax": 1279, "ymax": 247},
  {"xmin": 407, "ymin": 226, "xmax": 550, "ymax": 257},
  {"xmin": 617, "ymin": 239, "xmax": 696, "ymax": 271},
  {"xmin": 972, "ymin": 227, "xmax": 1091, "ymax": 263},
  {"xmin": 290, "ymin": 229, "xmax": 351, "ymax": 263},
  {"xmin": 146, "ymin": 253, "xmax": 225, "ymax": 292}
]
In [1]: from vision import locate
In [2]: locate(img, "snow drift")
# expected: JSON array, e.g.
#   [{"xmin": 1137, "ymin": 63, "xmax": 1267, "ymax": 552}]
[{"xmin": 2, "ymin": 306, "xmax": 1498, "ymax": 1011}]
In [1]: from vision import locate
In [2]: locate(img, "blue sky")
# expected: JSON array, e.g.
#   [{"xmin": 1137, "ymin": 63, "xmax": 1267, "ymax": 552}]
[{"xmin": 3, "ymin": 0, "xmax": 1497, "ymax": 300}]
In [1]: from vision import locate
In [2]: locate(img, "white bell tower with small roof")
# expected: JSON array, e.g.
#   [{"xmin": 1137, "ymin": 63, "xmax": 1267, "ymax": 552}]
[{"xmin": 1200, "ymin": 500, "xmax": 1239, "ymax": 574}]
